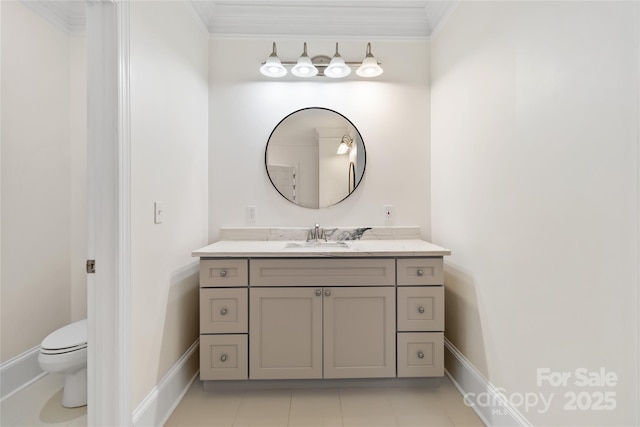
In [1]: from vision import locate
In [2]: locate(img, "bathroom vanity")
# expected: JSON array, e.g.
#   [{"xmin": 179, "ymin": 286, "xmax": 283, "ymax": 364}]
[{"xmin": 193, "ymin": 231, "xmax": 450, "ymax": 384}]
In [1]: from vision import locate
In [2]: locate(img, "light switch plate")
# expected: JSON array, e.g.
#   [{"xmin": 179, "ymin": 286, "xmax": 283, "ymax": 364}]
[{"xmin": 154, "ymin": 201, "xmax": 165, "ymax": 224}]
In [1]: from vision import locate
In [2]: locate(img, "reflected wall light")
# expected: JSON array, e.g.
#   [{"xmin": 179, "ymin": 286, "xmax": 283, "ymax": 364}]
[
  {"xmin": 337, "ymin": 135, "xmax": 353, "ymax": 154},
  {"xmin": 260, "ymin": 42, "xmax": 383, "ymax": 79}
]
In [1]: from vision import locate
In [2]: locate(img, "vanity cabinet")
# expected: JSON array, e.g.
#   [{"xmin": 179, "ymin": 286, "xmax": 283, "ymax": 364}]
[
  {"xmin": 197, "ymin": 253, "xmax": 446, "ymax": 382},
  {"xmin": 249, "ymin": 286, "xmax": 395, "ymax": 380}
]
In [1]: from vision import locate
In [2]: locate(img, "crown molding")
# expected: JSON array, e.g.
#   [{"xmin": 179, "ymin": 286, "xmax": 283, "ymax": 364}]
[
  {"xmin": 20, "ymin": 0, "xmax": 86, "ymax": 36},
  {"xmin": 18, "ymin": 1, "xmax": 452, "ymax": 39},
  {"xmin": 190, "ymin": 0, "xmax": 454, "ymax": 39}
]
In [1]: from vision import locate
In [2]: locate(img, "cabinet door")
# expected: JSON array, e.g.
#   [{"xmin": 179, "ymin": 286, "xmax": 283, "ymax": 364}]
[
  {"xmin": 249, "ymin": 287, "xmax": 323, "ymax": 379},
  {"xmin": 323, "ymin": 287, "xmax": 396, "ymax": 378}
]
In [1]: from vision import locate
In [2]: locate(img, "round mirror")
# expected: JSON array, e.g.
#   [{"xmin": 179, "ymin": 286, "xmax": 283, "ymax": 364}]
[{"xmin": 265, "ymin": 107, "xmax": 366, "ymax": 209}]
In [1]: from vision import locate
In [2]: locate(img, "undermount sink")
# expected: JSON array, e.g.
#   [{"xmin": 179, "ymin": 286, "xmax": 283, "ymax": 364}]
[{"xmin": 285, "ymin": 241, "xmax": 350, "ymax": 249}]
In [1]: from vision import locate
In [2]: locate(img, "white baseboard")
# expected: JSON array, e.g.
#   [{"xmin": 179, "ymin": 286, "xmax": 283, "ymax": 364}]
[
  {"xmin": 0, "ymin": 346, "xmax": 47, "ymax": 401},
  {"xmin": 444, "ymin": 338, "xmax": 532, "ymax": 427},
  {"xmin": 131, "ymin": 336, "xmax": 533, "ymax": 426},
  {"xmin": 132, "ymin": 339, "xmax": 200, "ymax": 427}
]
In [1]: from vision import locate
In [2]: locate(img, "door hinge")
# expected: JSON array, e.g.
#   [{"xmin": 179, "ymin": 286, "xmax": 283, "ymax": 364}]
[{"xmin": 86, "ymin": 259, "xmax": 96, "ymax": 274}]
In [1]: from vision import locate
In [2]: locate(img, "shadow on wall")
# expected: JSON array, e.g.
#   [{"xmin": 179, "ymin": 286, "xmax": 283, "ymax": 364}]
[
  {"xmin": 443, "ymin": 262, "xmax": 488, "ymax": 378},
  {"xmin": 158, "ymin": 262, "xmax": 201, "ymax": 387}
]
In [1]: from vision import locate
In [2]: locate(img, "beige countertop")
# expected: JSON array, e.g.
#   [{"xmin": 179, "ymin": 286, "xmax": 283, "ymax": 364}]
[{"xmin": 192, "ymin": 239, "xmax": 451, "ymax": 258}]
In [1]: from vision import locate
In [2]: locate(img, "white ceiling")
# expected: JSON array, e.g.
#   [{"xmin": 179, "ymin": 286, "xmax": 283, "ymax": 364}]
[{"xmin": 22, "ymin": 0, "xmax": 453, "ymax": 38}]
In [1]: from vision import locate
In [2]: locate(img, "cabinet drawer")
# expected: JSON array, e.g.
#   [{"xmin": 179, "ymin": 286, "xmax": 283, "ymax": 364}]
[
  {"xmin": 397, "ymin": 332, "xmax": 443, "ymax": 377},
  {"xmin": 200, "ymin": 259, "xmax": 248, "ymax": 287},
  {"xmin": 200, "ymin": 334, "xmax": 247, "ymax": 380},
  {"xmin": 397, "ymin": 258, "xmax": 443, "ymax": 286},
  {"xmin": 397, "ymin": 287, "xmax": 444, "ymax": 331},
  {"xmin": 250, "ymin": 258, "xmax": 395, "ymax": 286},
  {"xmin": 200, "ymin": 288, "xmax": 248, "ymax": 334}
]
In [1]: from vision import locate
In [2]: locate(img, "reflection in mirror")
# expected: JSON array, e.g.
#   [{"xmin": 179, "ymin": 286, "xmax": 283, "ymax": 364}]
[{"xmin": 265, "ymin": 107, "xmax": 366, "ymax": 209}]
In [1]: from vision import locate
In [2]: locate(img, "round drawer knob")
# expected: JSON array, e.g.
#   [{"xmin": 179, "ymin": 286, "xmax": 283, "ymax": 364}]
[
  {"xmin": 219, "ymin": 270, "xmax": 227, "ymax": 277},
  {"xmin": 220, "ymin": 308, "xmax": 228, "ymax": 316},
  {"xmin": 417, "ymin": 351, "xmax": 425, "ymax": 359},
  {"xmin": 324, "ymin": 289, "xmax": 332, "ymax": 297},
  {"xmin": 315, "ymin": 289, "xmax": 322, "ymax": 297},
  {"xmin": 220, "ymin": 354, "xmax": 228, "ymax": 362},
  {"xmin": 417, "ymin": 269, "xmax": 424, "ymax": 276},
  {"xmin": 418, "ymin": 306, "xmax": 425, "ymax": 314}
]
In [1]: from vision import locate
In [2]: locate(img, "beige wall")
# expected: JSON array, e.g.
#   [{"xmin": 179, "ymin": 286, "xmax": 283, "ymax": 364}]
[
  {"xmin": 431, "ymin": 1, "xmax": 639, "ymax": 425},
  {"xmin": 129, "ymin": 1, "xmax": 209, "ymax": 408},
  {"xmin": 209, "ymin": 39, "xmax": 431, "ymax": 240},
  {"xmin": 1, "ymin": 1, "xmax": 87, "ymax": 362}
]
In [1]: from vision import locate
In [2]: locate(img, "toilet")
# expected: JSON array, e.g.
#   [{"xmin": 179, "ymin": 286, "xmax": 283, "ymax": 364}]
[{"xmin": 38, "ymin": 319, "xmax": 88, "ymax": 408}]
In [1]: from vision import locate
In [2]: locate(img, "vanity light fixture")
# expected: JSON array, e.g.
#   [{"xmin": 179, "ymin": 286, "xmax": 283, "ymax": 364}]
[
  {"xmin": 260, "ymin": 42, "xmax": 383, "ymax": 79},
  {"xmin": 337, "ymin": 135, "xmax": 353, "ymax": 154}
]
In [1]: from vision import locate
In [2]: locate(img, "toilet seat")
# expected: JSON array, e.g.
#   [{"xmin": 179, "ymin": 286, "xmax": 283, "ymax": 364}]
[
  {"xmin": 41, "ymin": 319, "xmax": 87, "ymax": 354},
  {"xmin": 40, "ymin": 343, "xmax": 87, "ymax": 355}
]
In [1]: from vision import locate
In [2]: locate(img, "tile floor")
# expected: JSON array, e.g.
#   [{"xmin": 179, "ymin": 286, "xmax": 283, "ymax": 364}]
[
  {"xmin": 164, "ymin": 376, "xmax": 486, "ymax": 427},
  {"xmin": 0, "ymin": 374, "xmax": 485, "ymax": 427},
  {"xmin": 0, "ymin": 374, "xmax": 86, "ymax": 427}
]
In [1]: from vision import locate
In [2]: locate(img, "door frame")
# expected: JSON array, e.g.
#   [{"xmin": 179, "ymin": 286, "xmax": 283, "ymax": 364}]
[{"xmin": 86, "ymin": 1, "xmax": 131, "ymax": 425}]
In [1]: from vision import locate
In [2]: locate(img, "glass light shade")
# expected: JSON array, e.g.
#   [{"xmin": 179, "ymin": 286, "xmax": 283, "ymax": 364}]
[
  {"xmin": 356, "ymin": 43, "xmax": 383, "ymax": 77},
  {"xmin": 291, "ymin": 56, "xmax": 318, "ymax": 77},
  {"xmin": 325, "ymin": 43, "xmax": 351, "ymax": 79},
  {"xmin": 291, "ymin": 42, "xmax": 318, "ymax": 77},
  {"xmin": 260, "ymin": 56, "xmax": 287, "ymax": 78},
  {"xmin": 336, "ymin": 141, "xmax": 350, "ymax": 154},
  {"xmin": 260, "ymin": 43, "xmax": 287, "ymax": 78},
  {"xmin": 356, "ymin": 56, "xmax": 383, "ymax": 77}
]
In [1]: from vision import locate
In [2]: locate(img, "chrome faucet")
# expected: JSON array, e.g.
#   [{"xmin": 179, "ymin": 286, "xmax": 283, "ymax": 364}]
[{"xmin": 307, "ymin": 223, "xmax": 326, "ymax": 242}]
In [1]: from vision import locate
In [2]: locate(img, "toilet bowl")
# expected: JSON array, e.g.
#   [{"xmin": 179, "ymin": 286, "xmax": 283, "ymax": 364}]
[{"xmin": 38, "ymin": 319, "xmax": 88, "ymax": 408}]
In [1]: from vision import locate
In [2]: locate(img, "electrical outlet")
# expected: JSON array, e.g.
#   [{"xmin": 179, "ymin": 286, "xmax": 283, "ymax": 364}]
[
  {"xmin": 383, "ymin": 205, "xmax": 394, "ymax": 224},
  {"xmin": 247, "ymin": 205, "xmax": 257, "ymax": 224}
]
